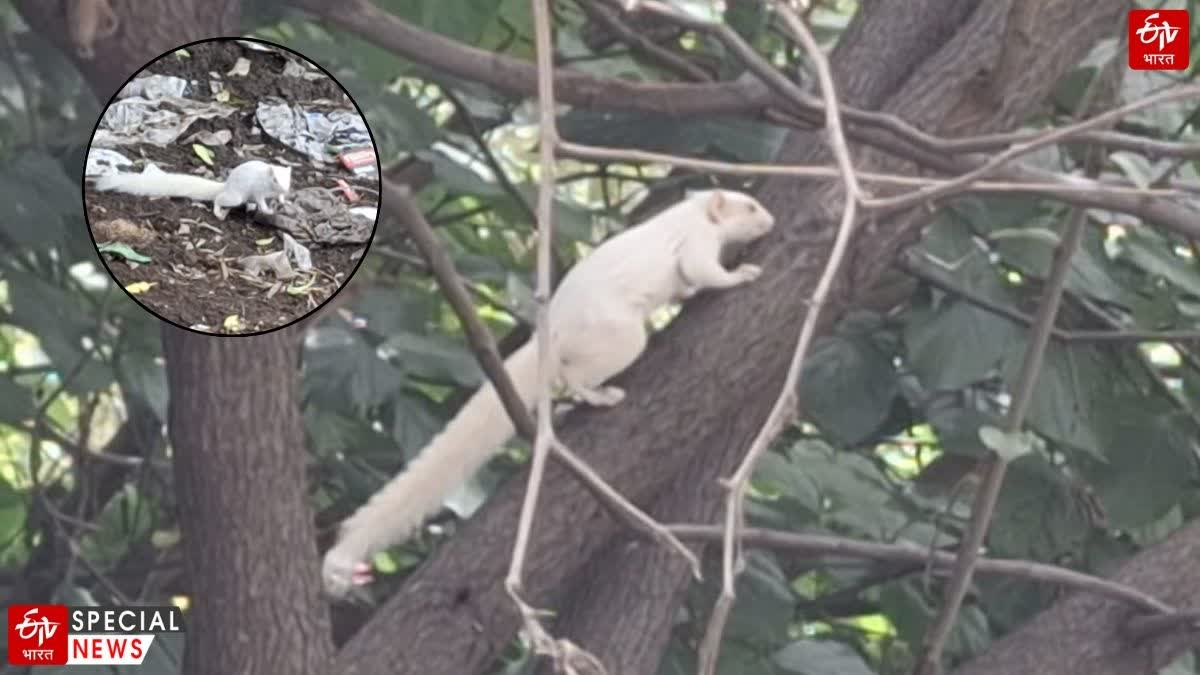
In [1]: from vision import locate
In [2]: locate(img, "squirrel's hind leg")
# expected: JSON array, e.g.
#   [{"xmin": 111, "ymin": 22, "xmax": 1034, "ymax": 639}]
[
  {"xmin": 212, "ymin": 191, "xmax": 243, "ymax": 219},
  {"xmin": 557, "ymin": 314, "xmax": 647, "ymax": 408}
]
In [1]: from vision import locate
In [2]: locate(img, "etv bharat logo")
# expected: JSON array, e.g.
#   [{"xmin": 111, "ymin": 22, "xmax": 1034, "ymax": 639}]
[
  {"xmin": 1129, "ymin": 9, "xmax": 1190, "ymax": 70},
  {"xmin": 8, "ymin": 605, "xmax": 68, "ymax": 665}
]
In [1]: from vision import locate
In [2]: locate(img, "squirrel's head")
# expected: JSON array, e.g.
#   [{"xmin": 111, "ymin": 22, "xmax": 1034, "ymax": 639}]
[{"xmin": 701, "ymin": 189, "xmax": 775, "ymax": 243}]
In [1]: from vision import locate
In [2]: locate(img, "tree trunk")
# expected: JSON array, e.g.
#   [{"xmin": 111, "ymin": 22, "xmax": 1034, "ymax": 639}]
[
  {"xmin": 16, "ymin": 1, "xmax": 336, "ymax": 671},
  {"xmin": 164, "ymin": 326, "xmax": 334, "ymax": 674},
  {"xmin": 336, "ymin": 2, "xmax": 1174, "ymax": 675},
  {"xmin": 14, "ymin": 0, "xmax": 241, "ymax": 100}
]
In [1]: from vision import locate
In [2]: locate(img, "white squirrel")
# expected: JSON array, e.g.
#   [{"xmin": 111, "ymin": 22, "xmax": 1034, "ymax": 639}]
[
  {"xmin": 92, "ymin": 159, "xmax": 291, "ymax": 219},
  {"xmin": 321, "ymin": 189, "xmax": 775, "ymax": 597}
]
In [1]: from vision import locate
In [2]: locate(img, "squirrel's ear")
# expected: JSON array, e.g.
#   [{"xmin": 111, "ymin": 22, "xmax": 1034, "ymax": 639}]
[{"xmin": 705, "ymin": 191, "xmax": 727, "ymax": 223}]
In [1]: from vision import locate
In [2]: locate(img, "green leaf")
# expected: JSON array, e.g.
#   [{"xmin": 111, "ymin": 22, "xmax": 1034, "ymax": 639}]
[
  {"xmin": 772, "ymin": 640, "xmax": 874, "ymax": 675},
  {"xmin": 390, "ymin": 391, "xmax": 450, "ymax": 456},
  {"xmin": 0, "ymin": 478, "xmax": 27, "ymax": 565},
  {"xmin": 353, "ymin": 284, "xmax": 439, "ymax": 337},
  {"xmin": 78, "ymin": 485, "xmax": 160, "ymax": 569},
  {"xmin": 905, "ymin": 277, "xmax": 1023, "ymax": 391},
  {"xmin": 4, "ymin": 268, "xmax": 114, "ymax": 393},
  {"xmin": 989, "ymin": 456, "xmax": 1091, "ymax": 559},
  {"xmin": 1078, "ymin": 408, "xmax": 1196, "ymax": 529},
  {"xmin": 1109, "ymin": 151, "xmax": 1154, "ymax": 189},
  {"xmin": 1116, "ymin": 227, "xmax": 1200, "ymax": 298},
  {"xmin": 369, "ymin": 90, "xmax": 444, "ymax": 154},
  {"xmin": 723, "ymin": 551, "xmax": 795, "ymax": 644},
  {"xmin": 1007, "ymin": 342, "xmax": 1110, "ymax": 457},
  {"xmin": 989, "ymin": 222, "xmax": 1126, "ymax": 304},
  {"xmin": 726, "ymin": 0, "xmax": 770, "ymax": 43},
  {"xmin": 800, "ymin": 332, "xmax": 898, "ymax": 446},
  {"xmin": 754, "ymin": 451, "xmax": 821, "ymax": 516},
  {"xmin": 303, "ymin": 325, "xmax": 407, "ymax": 415},
  {"xmin": 192, "ymin": 143, "xmax": 215, "ymax": 165},
  {"xmin": 380, "ymin": 331, "xmax": 483, "ymax": 388},
  {"xmin": 0, "ymin": 376, "xmax": 36, "ymax": 424},
  {"xmin": 0, "ymin": 152, "xmax": 77, "ymax": 248},
  {"xmin": 421, "ymin": 149, "xmax": 506, "ymax": 197},
  {"xmin": 978, "ymin": 426, "xmax": 1035, "ymax": 461},
  {"xmin": 305, "ymin": 407, "xmax": 398, "ymax": 461},
  {"xmin": 97, "ymin": 242, "xmax": 153, "ymax": 263},
  {"xmin": 785, "ymin": 441, "xmax": 904, "ymax": 537}
]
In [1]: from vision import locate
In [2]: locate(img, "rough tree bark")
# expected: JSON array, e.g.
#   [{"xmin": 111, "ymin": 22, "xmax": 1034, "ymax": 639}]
[
  {"xmin": 334, "ymin": 2, "xmax": 1198, "ymax": 675},
  {"xmin": 15, "ymin": 1, "xmax": 337, "ymax": 672},
  {"xmin": 955, "ymin": 517, "xmax": 1200, "ymax": 675},
  {"xmin": 163, "ymin": 326, "xmax": 334, "ymax": 674},
  {"xmin": 14, "ymin": 0, "xmax": 241, "ymax": 100}
]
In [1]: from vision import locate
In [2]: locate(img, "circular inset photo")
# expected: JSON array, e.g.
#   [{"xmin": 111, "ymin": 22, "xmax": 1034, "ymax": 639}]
[{"xmin": 82, "ymin": 37, "xmax": 381, "ymax": 336}]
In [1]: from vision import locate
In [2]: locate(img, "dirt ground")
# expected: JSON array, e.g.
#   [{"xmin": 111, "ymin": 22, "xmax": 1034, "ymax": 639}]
[{"xmin": 83, "ymin": 39, "xmax": 379, "ymax": 335}]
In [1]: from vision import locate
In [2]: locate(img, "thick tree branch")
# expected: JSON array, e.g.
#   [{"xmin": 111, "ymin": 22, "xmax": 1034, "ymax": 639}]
[
  {"xmin": 293, "ymin": 0, "xmax": 1200, "ymax": 240},
  {"xmin": 952, "ymin": 519, "xmax": 1200, "ymax": 675},
  {"xmin": 288, "ymin": 0, "xmax": 770, "ymax": 116}
]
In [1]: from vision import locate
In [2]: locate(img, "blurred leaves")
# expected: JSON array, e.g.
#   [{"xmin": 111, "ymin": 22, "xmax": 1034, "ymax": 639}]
[{"xmin": 0, "ymin": 2, "xmax": 1196, "ymax": 674}]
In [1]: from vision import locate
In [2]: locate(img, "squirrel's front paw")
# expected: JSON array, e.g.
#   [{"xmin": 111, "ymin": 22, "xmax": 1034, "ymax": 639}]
[
  {"xmin": 734, "ymin": 264, "xmax": 762, "ymax": 283},
  {"xmin": 322, "ymin": 548, "xmax": 374, "ymax": 599}
]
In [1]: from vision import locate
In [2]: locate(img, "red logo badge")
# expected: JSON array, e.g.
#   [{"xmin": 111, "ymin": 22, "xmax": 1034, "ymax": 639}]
[
  {"xmin": 8, "ymin": 604, "xmax": 69, "ymax": 665},
  {"xmin": 1129, "ymin": 9, "xmax": 1190, "ymax": 70}
]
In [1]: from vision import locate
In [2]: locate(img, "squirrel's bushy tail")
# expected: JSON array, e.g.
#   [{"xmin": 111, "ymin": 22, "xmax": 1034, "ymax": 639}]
[
  {"xmin": 331, "ymin": 340, "xmax": 540, "ymax": 562},
  {"xmin": 93, "ymin": 167, "xmax": 224, "ymax": 201}
]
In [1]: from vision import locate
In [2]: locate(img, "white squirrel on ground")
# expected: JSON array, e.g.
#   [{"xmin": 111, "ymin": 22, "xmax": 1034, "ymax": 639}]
[
  {"xmin": 321, "ymin": 188, "xmax": 776, "ymax": 597},
  {"xmin": 92, "ymin": 159, "xmax": 291, "ymax": 219}
]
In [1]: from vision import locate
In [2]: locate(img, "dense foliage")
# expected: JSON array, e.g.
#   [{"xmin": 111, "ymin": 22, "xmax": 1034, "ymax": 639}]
[{"xmin": 0, "ymin": 1, "xmax": 1197, "ymax": 674}]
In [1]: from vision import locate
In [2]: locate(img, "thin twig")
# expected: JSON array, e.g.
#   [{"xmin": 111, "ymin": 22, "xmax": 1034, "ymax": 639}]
[
  {"xmin": 505, "ymin": 2, "xmax": 605, "ymax": 672},
  {"xmin": 386, "ymin": 179, "xmax": 537, "ymax": 438},
  {"xmin": 556, "ymin": 139, "xmax": 1185, "ymax": 198},
  {"xmin": 913, "ymin": 44, "xmax": 1124, "ymax": 675},
  {"xmin": 866, "ymin": 83, "xmax": 1200, "ymax": 214},
  {"xmin": 441, "ymin": 87, "xmax": 538, "ymax": 225},
  {"xmin": 577, "ymin": 0, "xmax": 712, "ymax": 82},
  {"xmin": 666, "ymin": 524, "xmax": 1175, "ymax": 615},
  {"xmin": 696, "ymin": 4, "xmax": 862, "ymax": 674},
  {"xmin": 896, "ymin": 252, "xmax": 1200, "ymax": 344},
  {"xmin": 548, "ymin": 438, "xmax": 700, "ymax": 574}
]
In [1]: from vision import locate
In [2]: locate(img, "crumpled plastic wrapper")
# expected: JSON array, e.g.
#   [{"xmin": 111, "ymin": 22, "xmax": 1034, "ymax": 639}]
[
  {"xmin": 116, "ymin": 74, "xmax": 190, "ymax": 100},
  {"xmin": 92, "ymin": 89, "xmax": 237, "ymax": 147},
  {"xmin": 239, "ymin": 250, "xmax": 296, "ymax": 279},
  {"xmin": 238, "ymin": 232, "xmax": 314, "ymax": 280},
  {"xmin": 257, "ymin": 187, "xmax": 375, "ymax": 246},
  {"xmin": 255, "ymin": 101, "xmax": 372, "ymax": 164},
  {"xmin": 84, "ymin": 148, "xmax": 135, "ymax": 177}
]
